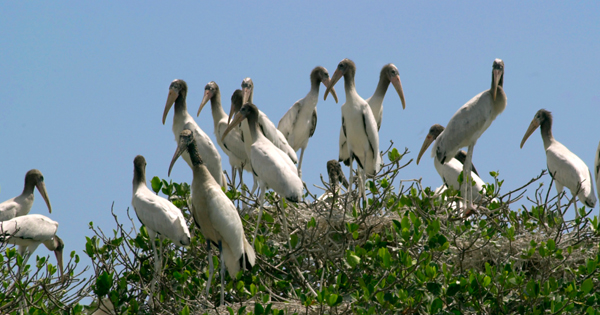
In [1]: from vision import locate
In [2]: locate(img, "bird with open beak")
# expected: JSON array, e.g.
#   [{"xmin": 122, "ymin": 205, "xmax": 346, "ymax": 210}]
[
  {"xmin": 0, "ymin": 169, "xmax": 52, "ymax": 221},
  {"xmin": 520, "ymin": 109, "xmax": 596, "ymax": 212}
]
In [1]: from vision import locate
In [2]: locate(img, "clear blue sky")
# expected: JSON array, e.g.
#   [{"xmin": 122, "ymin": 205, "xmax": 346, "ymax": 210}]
[{"xmin": 1, "ymin": 2, "xmax": 598, "ymax": 283}]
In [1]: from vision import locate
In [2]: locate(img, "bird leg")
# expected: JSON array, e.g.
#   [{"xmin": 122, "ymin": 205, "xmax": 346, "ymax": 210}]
[
  {"xmin": 297, "ymin": 146, "xmax": 306, "ymax": 179},
  {"xmin": 279, "ymin": 198, "xmax": 292, "ymax": 250},
  {"xmin": 219, "ymin": 241, "xmax": 225, "ymax": 306},
  {"xmin": 252, "ymin": 188, "xmax": 266, "ymax": 246},
  {"xmin": 206, "ymin": 241, "xmax": 214, "ymax": 298},
  {"xmin": 148, "ymin": 231, "xmax": 158, "ymax": 309},
  {"xmin": 231, "ymin": 166, "xmax": 237, "ymax": 188},
  {"xmin": 462, "ymin": 144, "xmax": 475, "ymax": 217}
]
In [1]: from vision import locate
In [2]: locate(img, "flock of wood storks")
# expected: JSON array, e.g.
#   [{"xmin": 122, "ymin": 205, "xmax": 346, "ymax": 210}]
[{"xmin": 1, "ymin": 58, "xmax": 599, "ymax": 306}]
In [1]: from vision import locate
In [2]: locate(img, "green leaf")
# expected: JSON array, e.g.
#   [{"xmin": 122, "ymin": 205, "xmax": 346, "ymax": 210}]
[
  {"xmin": 347, "ymin": 251, "xmax": 361, "ymax": 267},
  {"xmin": 290, "ymin": 234, "xmax": 298, "ymax": 249},
  {"xmin": 180, "ymin": 305, "xmax": 190, "ymax": 315},
  {"xmin": 582, "ymin": 278, "xmax": 593, "ymax": 295},
  {"xmin": 94, "ymin": 271, "xmax": 113, "ymax": 297},
  {"xmin": 431, "ymin": 298, "xmax": 443, "ymax": 313},
  {"xmin": 151, "ymin": 177, "xmax": 163, "ymax": 194},
  {"xmin": 254, "ymin": 302, "xmax": 264, "ymax": 315},
  {"xmin": 328, "ymin": 293, "xmax": 339, "ymax": 307}
]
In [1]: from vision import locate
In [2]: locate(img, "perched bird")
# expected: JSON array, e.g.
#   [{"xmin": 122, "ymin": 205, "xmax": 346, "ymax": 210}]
[
  {"xmin": 417, "ymin": 124, "xmax": 485, "ymax": 201},
  {"xmin": 596, "ymin": 141, "xmax": 600, "ymax": 201},
  {"xmin": 239, "ymin": 77, "xmax": 298, "ymax": 164},
  {"xmin": 223, "ymin": 102, "xmax": 302, "ymax": 244},
  {"xmin": 327, "ymin": 159, "xmax": 349, "ymax": 192},
  {"xmin": 431, "ymin": 59, "xmax": 506, "ymax": 215},
  {"xmin": 198, "ymin": 82, "xmax": 249, "ymax": 189},
  {"xmin": 162, "ymin": 79, "xmax": 226, "ymax": 188},
  {"xmin": 131, "ymin": 155, "xmax": 191, "ymax": 304},
  {"xmin": 169, "ymin": 130, "xmax": 256, "ymax": 306},
  {"xmin": 324, "ymin": 59, "xmax": 381, "ymax": 200},
  {"xmin": 520, "ymin": 109, "xmax": 596, "ymax": 211},
  {"xmin": 339, "ymin": 63, "xmax": 406, "ymax": 165},
  {"xmin": 0, "ymin": 169, "xmax": 52, "ymax": 221},
  {"xmin": 0, "ymin": 214, "xmax": 64, "ymax": 279},
  {"xmin": 277, "ymin": 66, "xmax": 339, "ymax": 178}
]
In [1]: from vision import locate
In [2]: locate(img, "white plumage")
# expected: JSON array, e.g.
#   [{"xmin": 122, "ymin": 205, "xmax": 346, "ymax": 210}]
[
  {"xmin": 520, "ymin": 109, "xmax": 596, "ymax": 211},
  {"xmin": 417, "ymin": 124, "xmax": 485, "ymax": 202},
  {"xmin": 169, "ymin": 129, "xmax": 255, "ymax": 306},
  {"xmin": 198, "ymin": 81, "xmax": 250, "ymax": 189},
  {"xmin": 224, "ymin": 102, "xmax": 303, "ymax": 244},
  {"xmin": 278, "ymin": 66, "xmax": 338, "ymax": 178},
  {"xmin": 241, "ymin": 77, "xmax": 298, "ymax": 164},
  {"xmin": 432, "ymin": 59, "xmax": 506, "ymax": 215},
  {"xmin": 325, "ymin": 59, "xmax": 381, "ymax": 200},
  {"xmin": 163, "ymin": 79, "xmax": 226, "ymax": 188},
  {"xmin": 339, "ymin": 63, "xmax": 406, "ymax": 165},
  {"xmin": 0, "ymin": 214, "xmax": 64, "ymax": 278},
  {"xmin": 596, "ymin": 141, "xmax": 600, "ymax": 201},
  {"xmin": 0, "ymin": 169, "xmax": 52, "ymax": 221}
]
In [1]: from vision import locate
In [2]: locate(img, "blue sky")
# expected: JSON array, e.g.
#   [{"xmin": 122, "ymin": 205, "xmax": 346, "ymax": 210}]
[{"xmin": 1, "ymin": 2, "xmax": 599, "ymax": 283}]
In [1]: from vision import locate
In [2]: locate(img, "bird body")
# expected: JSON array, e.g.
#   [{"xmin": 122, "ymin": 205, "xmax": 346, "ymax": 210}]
[
  {"xmin": 596, "ymin": 141, "xmax": 600, "ymax": 201},
  {"xmin": 278, "ymin": 67, "xmax": 338, "ymax": 177},
  {"xmin": 0, "ymin": 214, "xmax": 64, "ymax": 277},
  {"xmin": 339, "ymin": 63, "xmax": 405, "ymax": 165},
  {"xmin": 199, "ymin": 82, "xmax": 249, "ymax": 188},
  {"xmin": 163, "ymin": 79, "xmax": 226, "ymax": 188},
  {"xmin": 521, "ymin": 109, "xmax": 596, "ymax": 209},
  {"xmin": 0, "ymin": 169, "xmax": 52, "ymax": 221}
]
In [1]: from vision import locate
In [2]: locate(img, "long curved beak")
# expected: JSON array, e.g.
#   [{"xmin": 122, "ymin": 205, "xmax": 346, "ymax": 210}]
[
  {"xmin": 168, "ymin": 141, "xmax": 188, "ymax": 177},
  {"xmin": 228, "ymin": 101, "xmax": 239, "ymax": 125},
  {"xmin": 390, "ymin": 74, "xmax": 406, "ymax": 110},
  {"xmin": 36, "ymin": 181, "xmax": 52, "ymax": 214},
  {"xmin": 417, "ymin": 135, "xmax": 435, "ymax": 165},
  {"xmin": 324, "ymin": 69, "xmax": 342, "ymax": 101},
  {"xmin": 222, "ymin": 111, "xmax": 247, "ymax": 143},
  {"xmin": 520, "ymin": 119, "xmax": 539, "ymax": 149},
  {"xmin": 242, "ymin": 87, "xmax": 252, "ymax": 104},
  {"xmin": 198, "ymin": 90, "xmax": 214, "ymax": 117},
  {"xmin": 55, "ymin": 246, "xmax": 64, "ymax": 279},
  {"xmin": 492, "ymin": 69, "xmax": 502, "ymax": 101},
  {"xmin": 163, "ymin": 89, "xmax": 179, "ymax": 125},
  {"xmin": 321, "ymin": 78, "xmax": 339, "ymax": 103}
]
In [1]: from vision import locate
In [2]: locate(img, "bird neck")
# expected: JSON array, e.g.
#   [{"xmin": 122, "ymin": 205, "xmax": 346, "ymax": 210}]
[
  {"xmin": 247, "ymin": 115, "xmax": 259, "ymax": 143},
  {"xmin": 310, "ymin": 75, "xmax": 321, "ymax": 92},
  {"xmin": 174, "ymin": 93, "xmax": 188, "ymax": 116},
  {"xmin": 187, "ymin": 142, "xmax": 204, "ymax": 167},
  {"xmin": 133, "ymin": 167, "xmax": 146, "ymax": 188},
  {"xmin": 22, "ymin": 179, "xmax": 35, "ymax": 195},
  {"xmin": 540, "ymin": 120, "xmax": 554, "ymax": 149},
  {"xmin": 210, "ymin": 93, "xmax": 228, "ymax": 128},
  {"xmin": 344, "ymin": 72, "xmax": 356, "ymax": 97},
  {"xmin": 372, "ymin": 75, "xmax": 390, "ymax": 100}
]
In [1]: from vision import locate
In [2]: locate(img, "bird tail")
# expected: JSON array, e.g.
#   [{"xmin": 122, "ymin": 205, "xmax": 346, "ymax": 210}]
[{"xmin": 240, "ymin": 238, "xmax": 256, "ymax": 271}]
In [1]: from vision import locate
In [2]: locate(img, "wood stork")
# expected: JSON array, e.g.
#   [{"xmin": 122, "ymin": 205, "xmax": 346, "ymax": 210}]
[
  {"xmin": 240, "ymin": 77, "xmax": 298, "ymax": 164},
  {"xmin": 596, "ymin": 141, "xmax": 600, "ymax": 201},
  {"xmin": 168, "ymin": 129, "xmax": 256, "ymax": 306},
  {"xmin": 131, "ymin": 155, "xmax": 191, "ymax": 306},
  {"xmin": 339, "ymin": 63, "xmax": 406, "ymax": 165},
  {"xmin": 520, "ymin": 109, "xmax": 596, "ymax": 212},
  {"xmin": 223, "ymin": 102, "xmax": 303, "ymax": 245},
  {"xmin": 277, "ymin": 66, "xmax": 339, "ymax": 178},
  {"xmin": 432, "ymin": 58, "xmax": 506, "ymax": 215},
  {"xmin": 317, "ymin": 160, "xmax": 350, "ymax": 203},
  {"xmin": 417, "ymin": 124, "xmax": 486, "ymax": 202},
  {"xmin": 198, "ymin": 81, "xmax": 249, "ymax": 190},
  {"xmin": 0, "ymin": 214, "xmax": 64, "ymax": 279},
  {"xmin": 162, "ymin": 79, "xmax": 226, "ymax": 188},
  {"xmin": 324, "ymin": 59, "xmax": 381, "ymax": 200},
  {"xmin": 0, "ymin": 169, "xmax": 52, "ymax": 221}
]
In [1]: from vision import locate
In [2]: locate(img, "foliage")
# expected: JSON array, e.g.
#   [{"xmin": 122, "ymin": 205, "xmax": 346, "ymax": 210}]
[{"xmin": 3, "ymin": 144, "xmax": 600, "ymax": 314}]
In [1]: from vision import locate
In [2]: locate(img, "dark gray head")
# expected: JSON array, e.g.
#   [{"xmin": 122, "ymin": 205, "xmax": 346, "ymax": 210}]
[
  {"xmin": 491, "ymin": 59, "xmax": 504, "ymax": 99},
  {"xmin": 324, "ymin": 58, "xmax": 356, "ymax": 101},
  {"xmin": 241, "ymin": 77, "xmax": 254, "ymax": 104},
  {"xmin": 417, "ymin": 124, "xmax": 445, "ymax": 165},
  {"xmin": 133, "ymin": 155, "xmax": 147, "ymax": 185},
  {"xmin": 310, "ymin": 66, "xmax": 339, "ymax": 103},
  {"xmin": 24, "ymin": 169, "xmax": 52, "ymax": 214},
  {"xmin": 163, "ymin": 79, "xmax": 189, "ymax": 124},
  {"xmin": 428, "ymin": 124, "xmax": 445, "ymax": 139},
  {"xmin": 228, "ymin": 89, "xmax": 244, "ymax": 124},
  {"xmin": 169, "ymin": 129, "xmax": 201, "ymax": 176},
  {"xmin": 520, "ymin": 108, "xmax": 553, "ymax": 149},
  {"xmin": 198, "ymin": 81, "xmax": 220, "ymax": 116}
]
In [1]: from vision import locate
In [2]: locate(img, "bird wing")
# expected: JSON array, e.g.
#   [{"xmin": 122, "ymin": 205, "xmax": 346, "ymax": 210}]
[
  {"xmin": 546, "ymin": 142, "xmax": 593, "ymax": 196},
  {"xmin": 595, "ymin": 141, "xmax": 600, "ymax": 195},
  {"xmin": 361, "ymin": 106, "xmax": 381, "ymax": 174},
  {"xmin": 338, "ymin": 124, "xmax": 350, "ymax": 166},
  {"xmin": 0, "ymin": 198, "xmax": 19, "ymax": 221},
  {"xmin": 0, "ymin": 214, "xmax": 58, "ymax": 242},
  {"xmin": 434, "ymin": 92, "xmax": 492, "ymax": 163},
  {"xmin": 132, "ymin": 187, "xmax": 189, "ymax": 245},
  {"xmin": 251, "ymin": 141, "xmax": 302, "ymax": 200},
  {"xmin": 277, "ymin": 101, "xmax": 302, "ymax": 140},
  {"xmin": 309, "ymin": 108, "xmax": 317, "ymax": 138},
  {"xmin": 205, "ymin": 186, "xmax": 246, "ymax": 262},
  {"xmin": 258, "ymin": 111, "xmax": 298, "ymax": 163},
  {"xmin": 217, "ymin": 120, "xmax": 248, "ymax": 162}
]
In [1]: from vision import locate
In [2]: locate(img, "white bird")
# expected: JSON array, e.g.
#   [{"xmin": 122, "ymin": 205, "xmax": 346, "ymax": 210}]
[
  {"xmin": 432, "ymin": 59, "xmax": 506, "ymax": 216},
  {"xmin": 0, "ymin": 214, "xmax": 64, "ymax": 279},
  {"xmin": 339, "ymin": 63, "xmax": 406, "ymax": 166},
  {"xmin": 240, "ymin": 77, "xmax": 298, "ymax": 164},
  {"xmin": 277, "ymin": 66, "xmax": 339, "ymax": 178},
  {"xmin": 163, "ymin": 79, "xmax": 226, "ymax": 188},
  {"xmin": 520, "ymin": 109, "xmax": 596, "ymax": 212},
  {"xmin": 223, "ymin": 103, "xmax": 303, "ymax": 244},
  {"xmin": 0, "ymin": 169, "xmax": 52, "ymax": 221},
  {"xmin": 417, "ymin": 124, "xmax": 486, "ymax": 202},
  {"xmin": 131, "ymin": 155, "xmax": 191, "ymax": 304},
  {"xmin": 596, "ymin": 141, "xmax": 600, "ymax": 201},
  {"xmin": 168, "ymin": 129, "xmax": 256, "ymax": 306},
  {"xmin": 198, "ymin": 81, "xmax": 250, "ymax": 190},
  {"xmin": 324, "ymin": 59, "xmax": 381, "ymax": 200}
]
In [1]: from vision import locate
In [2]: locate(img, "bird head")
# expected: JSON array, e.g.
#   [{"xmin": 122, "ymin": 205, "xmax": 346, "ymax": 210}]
[
  {"xmin": 520, "ymin": 109, "xmax": 552, "ymax": 149},
  {"xmin": 417, "ymin": 124, "xmax": 445, "ymax": 165},
  {"xmin": 25, "ymin": 169, "xmax": 52, "ymax": 214},
  {"xmin": 168, "ymin": 129, "xmax": 197, "ymax": 176},
  {"xmin": 198, "ymin": 81, "xmax": 219, "ymax": 117},
  {"xmin": 491, "ymin": 59, "xmax": 504, "ymax": 100},
  {"xmin": 311, "ymin": 66, "xmax": 338, "ymax": 103},
  {"xmin": 241, "ymin": 77, "xmax": 254, "ymax": 104},
  {"xmin": 325, "ymin": 58, "xmax": 355, "ymax": 101},
  {"xmin": 163, "ymin": 79, "xmax": 188, "ymax": 125},
  {"xmin": 382, "ymin": 63, "xmax": 406, "ymax": 109}
]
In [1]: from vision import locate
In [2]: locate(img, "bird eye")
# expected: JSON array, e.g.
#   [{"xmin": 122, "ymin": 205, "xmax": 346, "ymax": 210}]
[
  {"xmin": 40, "ymin": 176, "xmax": 44, "ymax": 181},
  {"xmin": 338, "ymin": 64, "xmax": 343, "ymax": 69}
]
